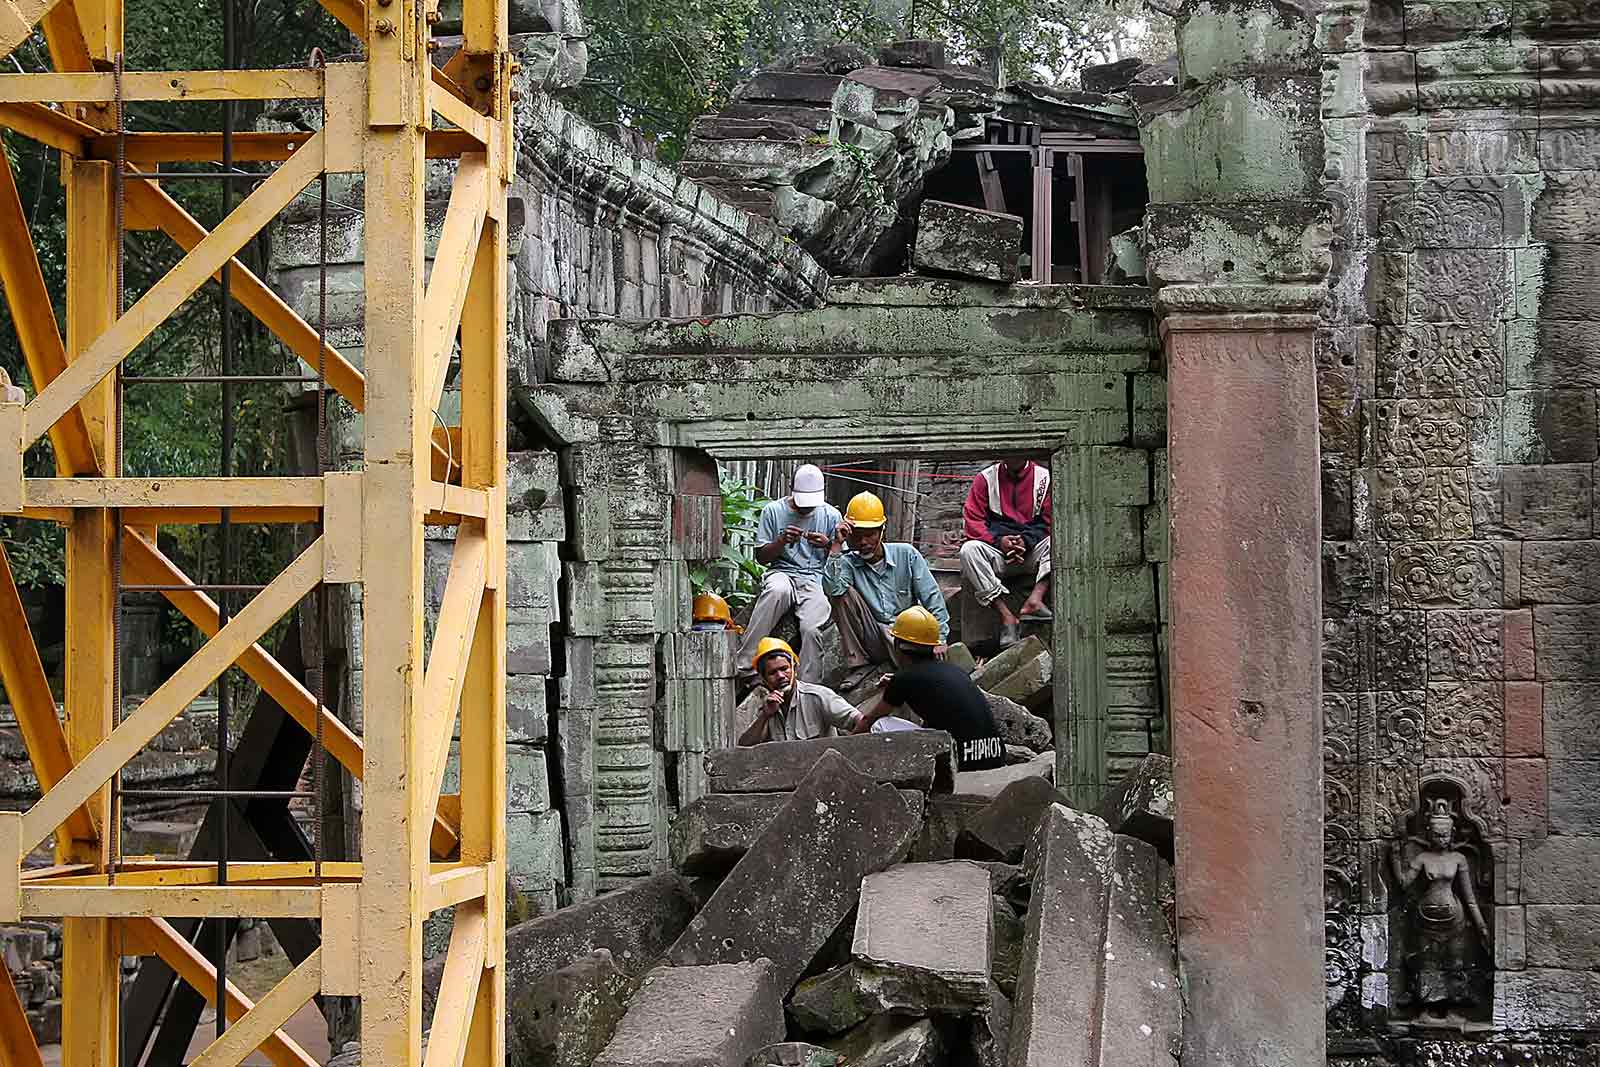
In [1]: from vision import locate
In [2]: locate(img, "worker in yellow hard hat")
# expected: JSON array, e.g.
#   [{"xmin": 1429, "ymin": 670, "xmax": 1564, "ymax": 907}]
[
  {"xmin": 735, "ymin": 463, "xmax": 844, "ymax": 689},
  {"xmin": 736, "ymin": 636, "xmax": 860, "ymax": 746},
  {"xmin": 822, "ymin": 491, "xmax": 950, "ymax": 684},
  {"xmin": 691, "ymin": 592, "xmax": 742, "ymax": 633},
  {"xmin": 851, "ymin": 607, "xmax": 1007, "ymax": 771}
]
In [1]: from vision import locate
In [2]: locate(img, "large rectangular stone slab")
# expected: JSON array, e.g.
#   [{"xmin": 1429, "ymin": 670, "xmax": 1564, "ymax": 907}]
[
  {"xmin": 1522, "ymin": 836, "xmax": 1600, "ymax": 904},
  {"xmin": 705, "ymin": 730, "xmax": 954, "ymax": 793},
  {"xmin": 851, "ymin": 861, "xmax": 992, "ymax": 1013},
  {"xmin": 912, "ymin": 200, "xmax": 1024, "ymax": 283},
  {"xmin": 671, "ymin": 789, "xmax": 924, "ymax": 875},
  {"xmin": 669, "ymin": 748, "xmax": 923, "ymax": 990},
  {"xmin": 1010, "ymin": 804, "xmax": 1178, "ymax": 1067},
  {"xmin": 594, "ymin": 961, "xmax": 785, "ymax": 1067}
]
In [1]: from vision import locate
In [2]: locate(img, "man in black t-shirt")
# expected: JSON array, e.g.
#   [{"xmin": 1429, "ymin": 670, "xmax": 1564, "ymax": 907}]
[{"xmin": 851, "ymin": 606, "xmax": 1007, "ymax": 771}]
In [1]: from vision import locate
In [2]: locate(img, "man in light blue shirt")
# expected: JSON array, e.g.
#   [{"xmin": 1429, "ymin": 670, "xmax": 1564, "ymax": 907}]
[
  {"xmin": 735, "ymin": 464, "xmax": 844, "ymax": 686},
  {"xmin": 822, "ymin": 491, "xmax": 950, "ymax": 676}
]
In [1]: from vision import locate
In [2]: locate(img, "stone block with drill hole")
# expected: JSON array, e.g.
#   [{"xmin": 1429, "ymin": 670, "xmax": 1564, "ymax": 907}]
[
  {"xmin": 1093, "ymin": 753, "xmax": 1175, "ymax": 862},
  {"xmin": 823, "ymin": 1016, "xmax": 944, "ymax": 1067},
  {"xmin": 912, "ymin": 200, "xmax": 1024, "ymax": 283},
  {"xmin": 705, "ymin": 730, "xmax": 954, "ymax": 793},
  {"xmin": 987, "ymin": 692, "xmax": 1053, "ymax": 751},
  {"xmin": 954, "ymin": 750, "xmax": 1055, "ymax": 798},
  {"xmin": 671, "ymin": 789, "xmax": 924, "ymax": 876},
  {"xmin": 668, "ymin": 749, "xmax": 923, "ymax": 991},
  {"xmin": 1010, "ymin": 804, "xmax": 1179, "ymax": 1067},
  {"xmin": 594, "ymin": 961, "xmax": 785, "ymax": 1067},
  {"xmin": 957, "ymin": 776, "xmax": 1063, "ymax": 863},
  {"xmin": 510, "ymin": 948, "xmax": 639, "ymax": 1067}
]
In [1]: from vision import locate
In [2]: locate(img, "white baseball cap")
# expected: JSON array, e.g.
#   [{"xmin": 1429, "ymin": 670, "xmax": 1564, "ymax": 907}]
[{"xmin": 792, "ymin": 463, "xmax": 825, "ymax": 507}]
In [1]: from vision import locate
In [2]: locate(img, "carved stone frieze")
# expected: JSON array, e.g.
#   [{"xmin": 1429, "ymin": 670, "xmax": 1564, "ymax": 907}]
[
  {"xmin": 1374, "ymin": 468, "xmax": 1473, "ymax": 542},
  {"xmin": 1375, "ymin": 689, "xmax": 1426, "ymax": 763},
  {"xmin": 1373, "ymin": 612, "xmax": 1429, "ymax": 689},
  {"xmin": 1326, "ymin": 615, "xmax": 1362, "ymax": 690},
  {"xmin": 1408, "ymin": 250, "xmax": 1511, "ymax": 322},
  {"xmin": 1532, "ymin": 169, "xmax": 1600, "ymax": 242},
  {"xmin": 1368, "ymin": 178, "xmax": 1522, "ymax": 248},
  {"xmin": 1414, "ymin": 44, "xmax": 1539, "ymax": 110},
  {"xmin": 1389, "ymin": 542, "xmax": 1503, "ymax": 608},
  {"xmin": 1371, "ymin": 398, "xmax": 1501, "ymax": 468},
  {"xmin": 1425, "ymin": 611, "xmax": 1505, "ymax": 681},
  {"xmin": 1377, "ymin": 325, "xmax": 1504, "ymax": 399},
  {"xmin": 1326, "ymin": 692, "xmax": 1362, "ymax": 764},
  {"xmin": 1425, "ymin": 682, "xmax": 1506, "ymax": 757}
]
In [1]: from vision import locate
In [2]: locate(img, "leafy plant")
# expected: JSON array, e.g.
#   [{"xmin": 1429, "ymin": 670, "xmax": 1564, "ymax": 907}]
[{"xmin": 688, "ymin": 471, "xmax": 768, "ymax": 613}]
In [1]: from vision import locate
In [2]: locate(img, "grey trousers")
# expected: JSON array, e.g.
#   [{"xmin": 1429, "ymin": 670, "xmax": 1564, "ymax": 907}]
[
  {"xmin": 830, "ymin": 585, "xmax": 905, "ymax": 669},
  {"xmin": 736, "ymin": 571, "xmax": 832, "ymax": 682},
  {"xmin": 959, "ymin": 536, "xmax": 1052, "ymax": 606}
]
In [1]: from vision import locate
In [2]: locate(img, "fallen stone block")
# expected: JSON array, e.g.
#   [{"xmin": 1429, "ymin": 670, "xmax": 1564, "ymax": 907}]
[
  {"xmin": 853, "ymin": 860, "xmax": 992, "ymax": 1012},
  {"xmin": 824, "ymin": 1016, "xmax": 944, "ymax": 1067},
  {"xmin": 745, "ymin": 1043, "xmax": 841, "ymax": 1067},
  {"xmin": 705, "ymin": 730, "xmax": 954, "ymax": 793},
  {"xmin": 969, "ymin": 982, "xmax": 1012, "ymax": 1067},
  {"xmin": 986, "ymin": 648, "xmax": 1052, "ymax": 712},
  {"xmin": 912, "ymin": 199, "xmax": 1024, "ymax": 283},
  {"xmin": 511, "ymin": 948, "xmax": 637, "ymax": 1067},
  {"xmin": 735, "ymin": 71, "xmax": 844, "ymax": 104},
  {"xmin": 595, "ymin": 961, "xmax": 785, "ymax": 1067},
  {"xmin": 673, "ymin": 789, "xmax": 924, "ymax": 876},
  {"xmin": 788, "ymin": 861, "xmax": 992, "ymax": 1033},
  {"xmin": 987, "ymin": 692, "xmax": 1052, "ymax": 751},
  {"xmin": 943, "ymin": 642, "xmax": 977, "ymax": 673},
  {"xmin": 970, "ymin": 635, "xmax": 1047, "ymax": 692},
  {"xmin": 956, "ymin": 776, "xmax": 1062, "ymax": 863},
  {"xmin": 879, "ymin": 39, "xmax": 947, "ymax": 68},
  {"xmin": 424, "ymin": 870, "xmax": 699, "ymax": 1026},
  {"xmin": 991, "ymin": 896, "xmax": 1024, "ymax": 999},
  {"xmin": 669, "ymin": 749, "xmax": 923, "ymax": 990},
  {"xmin": 909, "ymin": 792, "xmax": 990, "ymax": 861},
  {"xmin": 1093, "ymin": 752, "xmax": 1175, "ymax": 862},
  {"xmin": 954, "ymin": 750, "xmax": 1054, "ymax": 798},
  {"xmin": 1010, "ymin": 804, "xmax": 1179, "ymax": 1067}
]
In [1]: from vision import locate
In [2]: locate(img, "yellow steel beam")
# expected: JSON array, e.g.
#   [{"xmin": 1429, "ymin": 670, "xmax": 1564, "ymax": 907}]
[
  {"xmin": 125, "ymin": 918, "xmax": 319, "ymax": 1067},
  {"xmin": 186, "ymin": 949, "xmax": 322, "ymax": 1067},
  {"xmin": 24, "ymin": 132, "xmax": 324, "ymax": 450},
  {"xmin": 0, "ymin": 0, "xmax": 66, "ymax": 64},
  {"xmin": 0, "ymin": 147, "xmax": 100, "ymax": 475},
  {"xmin": 421, "ymin": 528, "xmax": 487, "ymax": 808},
  {"xmin": 0, "ymin": 963, "xmax": 43, "ymax": 1067},
  {"xmin": 422, "ymin": 153, "xmax": 489, "ymax": 407},
  {"xmin": 120, "ymin": 529, "xmax": 465, "ymax": 856},
  {"xmin": 22, "ymin": 883, "xmax": 324, "ymax": 918},
  {"xmin": 0, "ymin": 68, "xmax": 325, "ymax": 102},
  {"xmin": 0, "ymin": 102, "xmax": 92, "ymax": 153},
  {"xmin": 30, "ymin": 861, "xmax": 365, "ymax": 885},
  {"xmin": 24, "ymin": 476, "xmax": 325, "ymax": 509},
  {"xmin": 21, "ymin": 538, "xmax": 324, "ymax": 854},
  {"xmin": 38, "ymin": 0, "xmax": 93, "ymax": 81},
  {"xmin": 421, "ymin": 902, "xmax": 485, "ymax": 1067},
  {"xmin": 424, "ymin": 865, "xmax": 488, "ymax": 914},
  {"xmin": 0, "ymin": 546, "xmax": 99, "ymax": 843}
]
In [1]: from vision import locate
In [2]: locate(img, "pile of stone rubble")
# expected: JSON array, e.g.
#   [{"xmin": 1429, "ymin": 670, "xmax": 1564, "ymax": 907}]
[{"xmin": 429, "ymin": 736, "xmax": 1179, "ymax": 1067}]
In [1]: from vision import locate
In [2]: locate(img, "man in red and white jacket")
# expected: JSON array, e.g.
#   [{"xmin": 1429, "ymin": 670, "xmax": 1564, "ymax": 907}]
[{"xmin": 959, "ymin": 456, "xmax": 1052, "ymax": 645}]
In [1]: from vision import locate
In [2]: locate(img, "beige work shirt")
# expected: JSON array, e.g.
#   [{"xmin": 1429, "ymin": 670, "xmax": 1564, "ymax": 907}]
[{"xmin": 752, "ymin": 680, "xmax": 861, "ymax": 742}]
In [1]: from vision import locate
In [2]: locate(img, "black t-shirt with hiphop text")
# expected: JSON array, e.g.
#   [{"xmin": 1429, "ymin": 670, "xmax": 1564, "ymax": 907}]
[{"xmin": 883, "ymin": 660, "xmax": 1007, "ymax": 771}]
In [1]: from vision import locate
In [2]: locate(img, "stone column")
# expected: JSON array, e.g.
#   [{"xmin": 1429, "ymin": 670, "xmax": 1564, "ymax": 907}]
[
  {"xmin": 1163, "ymin": 311, "xmax": 1325, "ymax": 1064},
  {"xmin": 1138, "ymin": 0, "xmax": 1331, "ymax": 1057}
]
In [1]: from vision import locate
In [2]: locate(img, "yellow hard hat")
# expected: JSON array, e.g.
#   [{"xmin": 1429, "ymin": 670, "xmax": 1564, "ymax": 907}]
[
  {"xmin": 889, "ymin": 605, "xmax": 942, "ymax": 647},
  {"xmin": 692, "ymin": 592, "xmax": 733, "ymax": 627},
  {"xmin": 752, "ymin": 636, "xmax": 797, "ymax": 672},
  {"xmin": 845, "ymin": 491, "xmax": 887, "ymax": 529}
]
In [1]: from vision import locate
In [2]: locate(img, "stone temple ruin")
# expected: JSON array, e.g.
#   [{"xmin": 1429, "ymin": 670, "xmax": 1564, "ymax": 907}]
[{"xmin": 8, "ymin": 0, "xmax": 1600, "ymax": 1059}]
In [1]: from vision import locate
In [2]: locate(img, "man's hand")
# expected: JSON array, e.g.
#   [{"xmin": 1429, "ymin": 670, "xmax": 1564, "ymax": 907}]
[
  {"xmin": 804, "ymin": 530, "xmax": 830, "ymax": 547},
  {"xmin": 830, "ymin": 520, "xmax": 854, "ymax": 554},
  {"xmin": 933, "ymin": 643, "xmax": 948, "ymax": 660},
  {"xmin": 759, "ymin": 687, "xmax": 786, "ymax": 722},
  {"xmin": 1001, "ymin": 534, "xmax": 1025, "ymax": 563},
  {"xmin": 782, "ymin": 525, "xmax": 804, "ymax": 545},
  {"xmin": 876, "ymin": 673, "xmax": 894, "ymax": 690}
]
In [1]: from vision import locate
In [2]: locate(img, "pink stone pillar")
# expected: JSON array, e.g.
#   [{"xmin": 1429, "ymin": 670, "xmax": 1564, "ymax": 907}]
[{"xmin": 1164, "ymin": 313, "xmax": 1326, "ymax": 1065}]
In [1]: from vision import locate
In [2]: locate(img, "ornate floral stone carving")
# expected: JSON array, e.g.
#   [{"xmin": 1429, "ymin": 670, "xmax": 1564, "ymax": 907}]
[
  {"xmin": 1376, "ymin": 690, "xmax": 1426, "ymax": 763},
  {"xmin": 1425, "ymin": 612, "xmax": 1503, "ymax": 680},
  {"xmin": 1375, "ymin": 468, "xmax": 1473, "ymax": 541},
  {"xmin": 1425, "ymin": 682, "xmax": 1505, "ymax": 757},
  {"xmin": 1377, "ymin": 325, "xmax": 1504, "ymax": 399},
  {"xmin": 1372, "ymin": 399, "xmax": 1500, "ymax": 467},
  {"xmin": 1389, "ymin": 542, "xmax": 1502, "ymax": 608}
]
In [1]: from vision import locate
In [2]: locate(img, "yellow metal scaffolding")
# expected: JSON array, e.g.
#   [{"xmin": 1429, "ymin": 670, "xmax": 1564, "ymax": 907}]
[{"xmin": 0, "ymin": 0, "xmax": 513, "ymax": 1058}]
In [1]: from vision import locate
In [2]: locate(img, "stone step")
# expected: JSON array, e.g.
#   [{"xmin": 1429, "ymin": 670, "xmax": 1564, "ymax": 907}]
[
  {"xmin": 1010, "ymin": 804, "xmax": 1178, "ymax": 1067},
  {"xmin": 704, "ymin": 730, "xmax": 954, "ymax": 793},
  {"xmin": 594, "ymin": 961, "xmax": 784, "ymax": 1067},
  {"xmin": 953, "ymin": 749, "xmax": 1055, "ymax": 799},
  {"xmin": 671, "ymin": 789, "xmax": 924, "ymax": 876}
]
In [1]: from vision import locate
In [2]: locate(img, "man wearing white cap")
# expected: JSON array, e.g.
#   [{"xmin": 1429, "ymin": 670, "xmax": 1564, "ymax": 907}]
[{"xmin": 735, "ymin": 463, "xmax": 843, "ymax": 687}]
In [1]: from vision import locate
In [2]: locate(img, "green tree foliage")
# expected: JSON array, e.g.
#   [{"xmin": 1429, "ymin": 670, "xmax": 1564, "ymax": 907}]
[
  {"xmin": 0, "ymin": 0, "xmax": 351, "ymax": 591},
  {"xmin": 571, "ymin": 0, "xmax": 1171, "ymax": 157}
]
